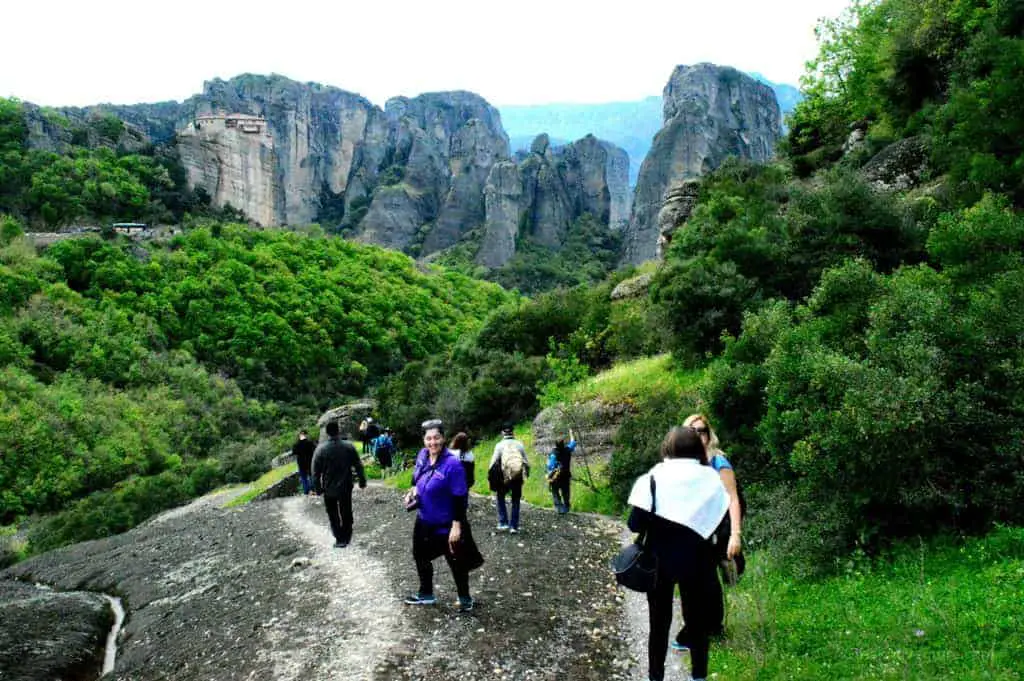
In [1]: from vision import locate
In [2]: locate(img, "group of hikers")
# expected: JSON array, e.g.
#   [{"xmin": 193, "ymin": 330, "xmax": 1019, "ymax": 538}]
[{"xmin": 289, "ymin": 412, "xmax": 744, "ymax": 681}]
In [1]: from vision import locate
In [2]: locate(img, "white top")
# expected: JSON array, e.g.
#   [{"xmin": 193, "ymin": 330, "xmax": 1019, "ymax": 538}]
[
  {"xmin": 450, "ymin": 448, "xmax": 474, "ymax": 463},
  {"xmin": 627, "ymin": 458, "xmax": 730, "ymax": 539}
]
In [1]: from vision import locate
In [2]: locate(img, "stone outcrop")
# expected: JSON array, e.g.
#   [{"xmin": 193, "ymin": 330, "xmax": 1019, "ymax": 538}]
[
  {"xmin": 609, "ymin": 272, "xmax": 655, "ymax": 301},
  {"xmin": 357, "ymin": 92, "xmax": 510, "ymax": 253},
  {"xmin": 0, "ymin": 580, "xmax": 112, "ymax": 681},
  {"xmin": 603, "ymin": 142, "xmax": 632, "ymax": 230},
  {"xmin": 655, "ymin": 178, "xmax": 701, "ymax": 257},
  {"xmin": 476, "ymin": 134, "xmax": 630, "ymax": 268},
  {"xmin": 316, "ymin": 400, "xmax": 376, "ymax": 442},
  {"xmin": 861, "ymin": 136, "xmax": 930, "ymax": 191},
  {"xmin": 623, "ymin": 64, "xmax": 782, "ymax": 263},
  {"xmin": 532, "ymin": 400, "xmax": 636, "ymax": 462},
  {"xmin": 184, "ymin": 75, "xmax": 391, "ymax": 227}
]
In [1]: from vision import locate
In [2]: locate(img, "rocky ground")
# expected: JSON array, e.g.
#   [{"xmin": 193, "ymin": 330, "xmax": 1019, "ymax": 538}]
[{"xmin": 1, "ymin": 484, "xmax": 697, "ymax": 681}]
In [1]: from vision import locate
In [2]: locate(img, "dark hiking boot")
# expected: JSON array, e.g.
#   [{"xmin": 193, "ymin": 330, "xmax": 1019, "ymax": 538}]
[{"xmin": 404, "ymin": 592, "xmax": 437, "ymax": 606}]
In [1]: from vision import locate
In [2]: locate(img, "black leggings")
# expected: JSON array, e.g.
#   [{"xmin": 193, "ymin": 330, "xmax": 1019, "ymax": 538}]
[
  {"xmin": 413, "ymin": 519, "xmax": 470, "ymax": 599},
  {"xmin": 646, "ymin": 564, "xmax": 719, "ymax": 681}
]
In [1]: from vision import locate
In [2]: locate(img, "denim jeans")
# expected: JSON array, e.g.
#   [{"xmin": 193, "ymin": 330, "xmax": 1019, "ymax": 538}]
[
  {"xmin": 496, "ymin": 482, "xmax": 522, "ymax": 529},
  {"xmin": 299, "ymin": 472, "xmax": 313, "ymax": 495}
]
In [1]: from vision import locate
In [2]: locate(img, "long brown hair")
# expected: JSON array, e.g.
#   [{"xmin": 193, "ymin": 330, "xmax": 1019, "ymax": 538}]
[{"xmin": 450, "ymin": 432, "xmax": 470, "ymax": 451}]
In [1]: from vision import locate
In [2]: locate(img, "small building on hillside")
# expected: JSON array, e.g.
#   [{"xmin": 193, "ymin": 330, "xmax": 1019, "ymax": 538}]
[{"xmin": 111, "ymin": 223, "xmax": 147, "ymax": 234}]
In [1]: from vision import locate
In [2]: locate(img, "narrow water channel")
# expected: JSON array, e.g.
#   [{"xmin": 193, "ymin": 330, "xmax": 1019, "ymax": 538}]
[{"xmin": 100, "ymin": 595, "xmax": 125, "ymax": 676}]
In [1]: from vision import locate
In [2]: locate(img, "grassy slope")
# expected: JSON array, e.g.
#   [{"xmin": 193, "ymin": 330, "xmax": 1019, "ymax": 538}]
[
  {"xmin": 717, "ymin": 527, "xmax": 1024, "ymax": 680},
  {"xmin": 389, "ymin": 353, "xmax": 1024, "ymax": 679}
]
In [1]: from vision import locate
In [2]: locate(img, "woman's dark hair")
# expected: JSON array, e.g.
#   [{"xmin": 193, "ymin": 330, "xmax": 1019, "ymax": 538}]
[
  {"xmin": 451, "ymin": 432, "xmax": 470, "ymax": 451},
  {"xmin": 659, "ymin": 426, "xmax": 705, "ymax": 461}
]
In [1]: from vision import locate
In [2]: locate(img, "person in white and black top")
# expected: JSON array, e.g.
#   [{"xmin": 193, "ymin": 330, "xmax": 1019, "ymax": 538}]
[
  {"xmin": 449, "ymin": 432, "xmax": 475, "ymax": 489},
  {"xmin": 627, "ymin": 426, "xmax": 729, "ymax": 681}
]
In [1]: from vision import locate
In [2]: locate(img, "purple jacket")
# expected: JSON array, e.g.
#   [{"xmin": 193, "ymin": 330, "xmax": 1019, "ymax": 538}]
[{"xmin": 413, "ymin": 448, "xmax": 468, "ymax": 532}]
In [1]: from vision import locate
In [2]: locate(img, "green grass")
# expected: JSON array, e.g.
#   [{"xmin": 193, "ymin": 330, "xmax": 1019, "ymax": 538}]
[
  {"xmin": 569, "ymin": 354, "xmax": 702, "ymax": 405},
  {"xmin": 223, "ymin": 463, "xmax": 297, "ymax": 508},
  {"xmin": 714, "ymin": 526, "xmax": 1024, "ymax": 680}
]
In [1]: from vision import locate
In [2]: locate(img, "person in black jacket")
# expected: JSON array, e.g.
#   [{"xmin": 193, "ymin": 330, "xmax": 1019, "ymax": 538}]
[
  {"xmin": 312, "ymin": 421, "xmax": 367, "ymax": 548},
  {"xmin": 626, "ymin": 426, "xmax": 729, "ymax": 681},
  {"xmin": 292, "ymin": 430, "xmax": 316, "ymax": 495}
]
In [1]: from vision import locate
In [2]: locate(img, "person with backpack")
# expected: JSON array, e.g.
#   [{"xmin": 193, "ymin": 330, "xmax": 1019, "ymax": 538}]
[
  {"xmin": 626, "ymin": 426, "xmax": 729, "ymax": 681},
  {"xmin": 546, "ymin": 433, "xmax": 576, "ymax": 514},
  {"xmin": 488, "ymin": 423, "xmax": 529, "ymax": 533},
  {"xmin": 312, "ymin": 421, "xmax": 367, "ymax": 548},
  {"xmin": 449, "ymin": 432, "xmax": 475, "ymax": 489},
  {"xmin": 291, "ymin": 429, "xmax": 317, "ymax": 495},
  {"xmin": 374, "ymin": 428, "xmax": 396, "ymax": 470},
  {"xmin": 403, "ymin": 419, "xmax": 482, "ymax": 613},
  {"xmin": 671, "ymin": 413, "xmax": 745, "ymax": 648}
]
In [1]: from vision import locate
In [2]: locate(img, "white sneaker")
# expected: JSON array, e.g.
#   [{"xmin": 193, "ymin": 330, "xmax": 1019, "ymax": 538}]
[
  {"xmin": 509, "ymin": 528, "xmax": 519, "ymax": 535},
  {"xmin": 497, "ymin": 523, "xmax": 509, "ymax": 531}
]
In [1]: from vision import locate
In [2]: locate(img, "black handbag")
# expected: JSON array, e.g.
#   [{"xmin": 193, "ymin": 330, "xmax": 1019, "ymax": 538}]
[{"xmin": 611, "ymin": 476, "xmax": 658, "ymax": 592}]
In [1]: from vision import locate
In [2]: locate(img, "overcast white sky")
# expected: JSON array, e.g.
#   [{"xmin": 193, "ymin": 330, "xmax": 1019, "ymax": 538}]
[{"xmin": 2, "ymin": 0, "xmax": 852, "ymax": 108}]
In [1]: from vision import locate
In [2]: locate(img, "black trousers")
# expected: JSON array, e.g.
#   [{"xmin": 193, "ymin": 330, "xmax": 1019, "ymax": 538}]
[
  {"xmin": 647, "ymin": 561, "xmax": 719, "ymax": 681},
  {"xmin": 413, "ymin": 519, "xmax": 470, "ymax": 599},
  {"xmin": 553, "ymin": 477, "xmax": 571, "ymax": 509},
  {"xmin": 324, "ymin": 489, "xmax": 353, "ymax": 543}
]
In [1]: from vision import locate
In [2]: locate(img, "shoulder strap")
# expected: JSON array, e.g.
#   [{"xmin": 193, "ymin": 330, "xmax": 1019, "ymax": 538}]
[{"xmin": 650, "ymin": 475, "xmax": 657, "ymax": 515}]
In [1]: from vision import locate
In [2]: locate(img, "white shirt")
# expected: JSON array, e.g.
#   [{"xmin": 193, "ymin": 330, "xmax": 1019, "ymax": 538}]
[{"xmin": 627, "ymin": 458, "xmax": 729, "ymax": 539}]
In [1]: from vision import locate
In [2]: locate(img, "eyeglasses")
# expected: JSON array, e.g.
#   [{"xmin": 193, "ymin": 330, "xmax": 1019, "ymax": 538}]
[{"xmin": 693, "ymin": 426, "xmax": 710, "ymax": 435}]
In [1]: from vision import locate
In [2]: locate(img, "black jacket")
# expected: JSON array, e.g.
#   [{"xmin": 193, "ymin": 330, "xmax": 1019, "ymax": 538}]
[
  {"xmin": 292, "ymin": 438, "xmax": 316, "ymax": 474},
  {"xmin": 312, "ymin": 437, "xmax": 366, "ymax": 497}
]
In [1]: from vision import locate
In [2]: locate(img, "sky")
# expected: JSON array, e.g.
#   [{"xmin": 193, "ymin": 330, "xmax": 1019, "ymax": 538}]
[{"xmin": 1, "ymin": 0, "xmax": 853, "ymax": 108}]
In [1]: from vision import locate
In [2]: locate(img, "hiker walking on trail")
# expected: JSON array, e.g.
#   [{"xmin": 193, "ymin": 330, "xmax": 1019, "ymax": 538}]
[
  {"xmin": 373, "ymin": 428, "xmax": 396, "ymax": 470},
  {"xmin": 627, "ymin": 426, "xmax": 729, "ymax": 681},
  {"xmin": 404, "ymin": 420, "xmax": 482, "ymax": 612},
  {"xmin": 675, "ymin": 413, "xmax": 745, "ymax": 644},
  {"xmin": 488, "ymin": 423, "xmax": 530, "ymax": 533},
  {"xmin": 358, "ymin": 419, "xmax": 369, "ymax": 454},
  {"xmin": 292, "ymin": 429, "xmax": 316, "ymax": 496},
  {"xmin": 449, "ymin": 432, "xmax": 476, "ymax": 489},
  {"xmin": 546, "ymin": 432, "xmax": 576, "ymax": 514},
  {"xmin": 312, "ymin": 421, "xmax": 367, "ymax": 548}
]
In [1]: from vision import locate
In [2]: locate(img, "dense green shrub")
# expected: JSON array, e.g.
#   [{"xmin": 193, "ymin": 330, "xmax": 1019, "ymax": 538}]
[{"xmin": 702, "ymin": 198, "xmax": 1024, "ymax": 566}]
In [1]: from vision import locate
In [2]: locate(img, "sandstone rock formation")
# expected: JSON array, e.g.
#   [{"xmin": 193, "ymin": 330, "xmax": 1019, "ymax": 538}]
[
  {"xmin": 532, "ymin": 400, "xmax": 636, "ymax": 462},
  {"xmin": 655, "ymin": 178, "xmax": 701, "ymax": 257},
  {"xmin": 476, "ymin": 134, "xmax": 631, "ymax": 268},
  {"xmin": 623, "ymin": 64, "xmax": 782, "ymax": 263},
  {"xmin": 357, "ymin": 92, "xmax": 510, "ymax": 254}
]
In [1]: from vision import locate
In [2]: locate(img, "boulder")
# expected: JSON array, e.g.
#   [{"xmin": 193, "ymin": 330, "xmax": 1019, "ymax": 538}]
[
  {"xmin": 861, "ymin": 136, "xmax": 930, "ymax": 191},
  {"xmin": 532, "ymin": 400, "xmax": 637, "ymax": 462},
  {"xmin": 0, "ymin": 580, "xmax": 112, "ymax": 681},
  {"xmin": 610, "ymin": 272, "xmax": 655, "ymax": 301},
  {"xmin": 316, "ymin": 400, "xmax": 376, "ymax": 442}
]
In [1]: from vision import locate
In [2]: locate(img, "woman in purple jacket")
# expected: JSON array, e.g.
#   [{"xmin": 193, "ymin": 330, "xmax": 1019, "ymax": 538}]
[{"xmin": 403, "ymin": 419, "xmax": 482, "ymax": 612}]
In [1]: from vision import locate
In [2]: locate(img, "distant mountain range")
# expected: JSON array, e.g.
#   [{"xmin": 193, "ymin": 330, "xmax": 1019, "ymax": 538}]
[{"xmin": 500, "ymin": 73, "xmax": 801, "ymax": 185}]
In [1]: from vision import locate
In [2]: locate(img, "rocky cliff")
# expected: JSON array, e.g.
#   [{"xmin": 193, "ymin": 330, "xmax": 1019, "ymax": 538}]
[
  {"xmin": 476, "ymin": 134, "xmax": 630, "ymax": 268},
  {"xmin": 622, "ymin": 64, "xmax": 782, "ymax": 263}
]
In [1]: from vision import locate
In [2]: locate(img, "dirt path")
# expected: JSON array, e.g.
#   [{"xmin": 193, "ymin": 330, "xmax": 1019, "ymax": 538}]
[
  {"xmin": 273, "ymin": 495, "xmax": 405, "ymax": 680},
  {"xmin": 2, "ymin": 484, "xmax": 655, "ymax": 681}
]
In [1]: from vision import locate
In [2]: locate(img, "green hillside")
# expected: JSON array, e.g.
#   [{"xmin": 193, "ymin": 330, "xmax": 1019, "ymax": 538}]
[{"xmin": 0, "ymin": 221, "xmax": 511, "ymax": 558}]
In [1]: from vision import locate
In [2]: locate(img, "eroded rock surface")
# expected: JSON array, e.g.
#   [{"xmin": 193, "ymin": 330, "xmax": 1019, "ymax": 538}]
[
  {"xmin": 0, "ymin": 580, "xmax": 112, "ymax": 681},
  {"xmin": 624, "ymin": 63, "xmax": 782, "ymax": 263}
]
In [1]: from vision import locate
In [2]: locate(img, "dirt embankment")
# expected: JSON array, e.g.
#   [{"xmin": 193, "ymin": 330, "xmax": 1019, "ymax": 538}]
[{"xmin": 1, "ymin": 484, "xmax": 683, "ymax": 681}]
